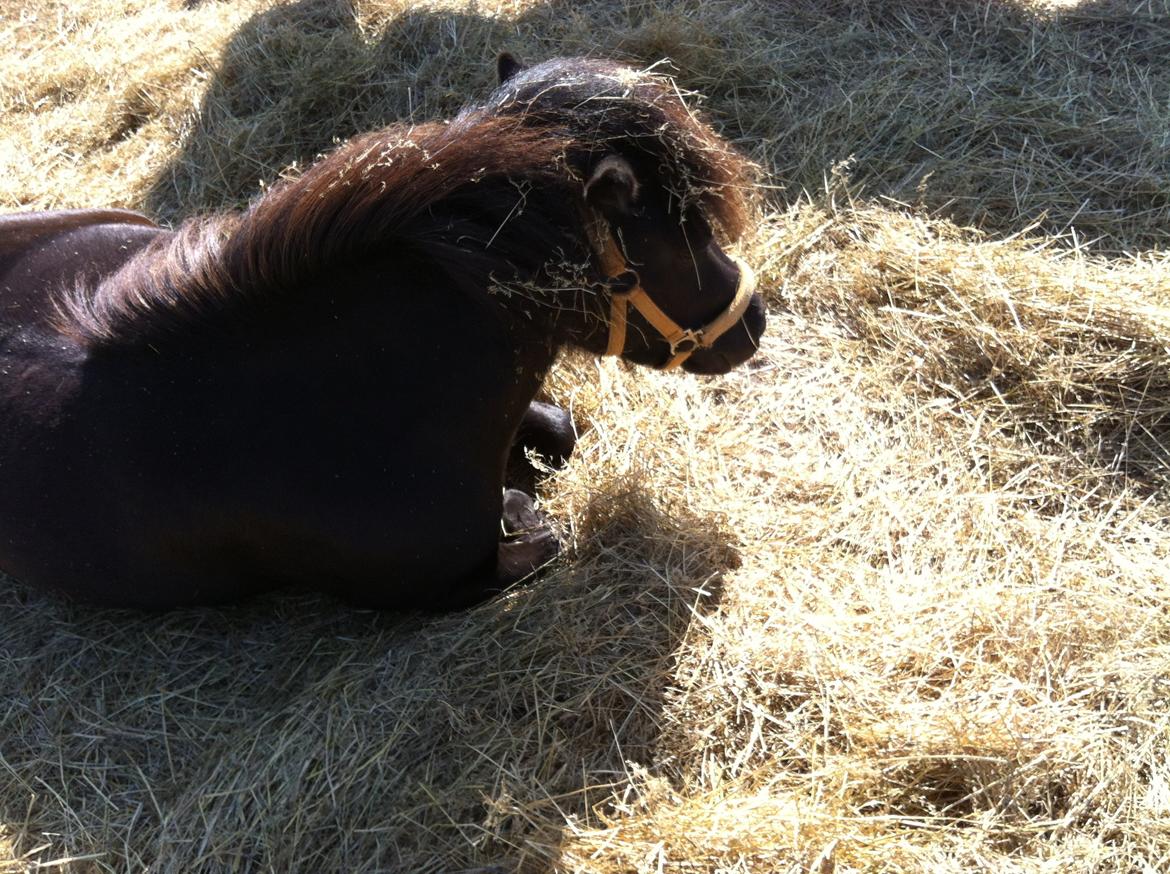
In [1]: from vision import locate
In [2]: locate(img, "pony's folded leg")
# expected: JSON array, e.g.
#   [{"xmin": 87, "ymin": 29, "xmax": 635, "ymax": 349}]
[{"xmin": 517, "ymin": 401, "xmax": 577, "ymax": 467}]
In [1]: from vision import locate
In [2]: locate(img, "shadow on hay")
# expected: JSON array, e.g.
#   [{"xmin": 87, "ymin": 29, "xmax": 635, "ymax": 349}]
[
  {"xmin": 0, "ymin": 489, "xmax": 736, "ymax": 872},
  {"xmin": 144, "ymin": 0, "xmax": 517, "ymax": 221}
]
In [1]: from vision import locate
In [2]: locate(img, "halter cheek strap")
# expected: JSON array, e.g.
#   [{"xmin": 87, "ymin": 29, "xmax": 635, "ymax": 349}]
[{"xmin": 596, "ymin": 227, "xmax": 758, "ymax": 371}]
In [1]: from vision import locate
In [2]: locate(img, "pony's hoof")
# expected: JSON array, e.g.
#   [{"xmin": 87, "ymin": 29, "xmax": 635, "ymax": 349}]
[
  {"xmin": 502, "ymin": 487, "xmax": 542, "ymax": 536},
  {"xmin": 497, "ymin": 527, "xmax": 559, "ymax": 586},
  {"xmin": 498, "ymin": 488, "xmax": 559, "ymax": 585}
]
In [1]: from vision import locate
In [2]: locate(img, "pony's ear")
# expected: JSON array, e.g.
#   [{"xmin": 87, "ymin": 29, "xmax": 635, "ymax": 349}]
[
  {"xmin": 497, "ymin": 52, "xmax": 525, "ymax": 84},
  {"xmin": 584, "ymin": 156, "xmax": 641, "ymax": 219}
]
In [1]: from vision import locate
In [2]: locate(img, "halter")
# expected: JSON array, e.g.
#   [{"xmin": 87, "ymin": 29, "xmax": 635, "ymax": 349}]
[{"xmin": 594, "ymin": 225, "xmax": 758, "ymax": 371}]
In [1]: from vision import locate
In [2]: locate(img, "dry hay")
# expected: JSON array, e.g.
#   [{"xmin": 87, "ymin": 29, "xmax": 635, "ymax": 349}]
[{"xmin": 2, "ymin": 0, "xmax": 1170, "ymax": 871}]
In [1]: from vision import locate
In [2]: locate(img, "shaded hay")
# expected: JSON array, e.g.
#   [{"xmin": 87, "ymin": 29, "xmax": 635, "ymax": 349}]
[{"xmin": 3, "ymin": 0, "xmax": 1170, "ymax": 871}]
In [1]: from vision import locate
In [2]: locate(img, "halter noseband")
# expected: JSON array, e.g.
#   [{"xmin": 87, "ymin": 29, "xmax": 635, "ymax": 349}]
[{"xmin": 594, "ymin": 225, "xmax": 758, "ymax": 371}]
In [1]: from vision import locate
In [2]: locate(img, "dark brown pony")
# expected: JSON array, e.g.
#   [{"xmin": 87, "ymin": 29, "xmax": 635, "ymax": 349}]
[{"xmin": 0, "ymin": 55, "xmax": 766, "ymax": 610}]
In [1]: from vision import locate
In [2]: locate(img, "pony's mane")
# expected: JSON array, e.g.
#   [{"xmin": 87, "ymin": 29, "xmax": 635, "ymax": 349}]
[
  {"xmin": 58, "ymin": 58, "xmax": 758, "ymax": 350},
  {"xmin": 58, "ymin": 114, "xmax": 573, "ymax": 348}
]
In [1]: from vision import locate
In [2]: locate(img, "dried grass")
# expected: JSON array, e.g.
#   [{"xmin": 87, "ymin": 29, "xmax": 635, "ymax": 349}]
[{"xmin": 2, "ymin": 0, "xmax": 1170, "ymax": 871}]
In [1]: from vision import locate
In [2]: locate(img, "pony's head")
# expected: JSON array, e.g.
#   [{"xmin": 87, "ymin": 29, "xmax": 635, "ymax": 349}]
[{"xmin": 492, "ymin": 54, "xmax": 767, "ymax": 374}]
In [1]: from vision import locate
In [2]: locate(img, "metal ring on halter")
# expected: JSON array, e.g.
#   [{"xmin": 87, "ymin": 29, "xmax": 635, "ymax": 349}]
[
  {"xmin": 610, "ymin": 270, "xmax": 640, "ymax": 295},
  {"xmin": 670, "ymin": 330, "xmax": 702, "ymax": 357}
]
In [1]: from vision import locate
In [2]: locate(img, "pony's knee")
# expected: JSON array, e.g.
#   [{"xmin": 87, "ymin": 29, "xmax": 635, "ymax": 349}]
[
  {"xmin": 507, "ymin": 401, "xmax": 577, "ymax": 494},
  {"xmin": 516, "ymin": 400, "xmax": 577, "ymax": 467}
]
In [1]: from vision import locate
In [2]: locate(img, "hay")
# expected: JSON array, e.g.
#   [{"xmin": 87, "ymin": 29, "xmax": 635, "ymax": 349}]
[{"xmin": 2, "ymin": 0, "xmax": 1170, "ymax": 871}]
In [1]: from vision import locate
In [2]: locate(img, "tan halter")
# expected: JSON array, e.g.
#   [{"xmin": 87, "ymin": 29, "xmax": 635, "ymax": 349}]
[{"xmin": 595, "ymin": 226, "xmax": 758, "ymax": 371}]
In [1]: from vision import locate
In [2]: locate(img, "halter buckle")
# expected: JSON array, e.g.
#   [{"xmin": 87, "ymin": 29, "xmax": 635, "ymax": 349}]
[{"xmin": 670, "ymin": 330, "xmax": 704, "ymax": 357}]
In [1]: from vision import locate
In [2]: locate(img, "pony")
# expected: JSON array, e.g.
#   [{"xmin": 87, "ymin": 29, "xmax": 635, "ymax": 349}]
[{"xmin": 0, "ymin": 55, "xmax": 766, "ymax": 610}]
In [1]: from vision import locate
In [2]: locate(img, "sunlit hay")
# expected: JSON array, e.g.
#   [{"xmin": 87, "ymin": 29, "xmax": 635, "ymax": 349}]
[
  {"xmin": 3, "ymin": 0, "xmax": 1170, "ymax": 872},
  {"xmin": 0, "ymin": 1, "xmax": 264, "ymax": 213},
  {"xmin": 770, "ymin": 199, "xmax": 1170, "ymax": 490},
  {"xmin": 544, "ymin": 339, "xmax": 1170, "ymax": 873}
]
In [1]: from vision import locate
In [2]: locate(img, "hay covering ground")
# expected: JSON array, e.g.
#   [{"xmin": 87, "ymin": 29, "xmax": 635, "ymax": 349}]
[{"xmin": 2, "ymin": 0, "xmax": 1169, "ymax": 871}]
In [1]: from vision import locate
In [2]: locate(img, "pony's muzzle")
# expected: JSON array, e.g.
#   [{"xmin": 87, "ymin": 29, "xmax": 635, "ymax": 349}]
[{"xmin": 603, "ymin": 253, "xmax": 761, "ymax": 370}]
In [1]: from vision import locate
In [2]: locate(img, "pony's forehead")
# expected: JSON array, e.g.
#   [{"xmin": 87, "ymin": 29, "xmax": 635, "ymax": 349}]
[
  {"xmin": 483, "ymin": 56, "xmax": 754, "ymax": 239},
  {"xmin": 490, "ymin": 57, "xmax": 677, "ymax": 108}
]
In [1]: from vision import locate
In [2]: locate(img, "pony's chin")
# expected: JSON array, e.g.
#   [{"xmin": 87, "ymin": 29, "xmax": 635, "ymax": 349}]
[
  {"xmin": 680, "ymin": 337, "xmax": 763, "ymax": 374},
  {"xmin": 681, "ymin": 350, "xmax": 734, "ymax": 375}
]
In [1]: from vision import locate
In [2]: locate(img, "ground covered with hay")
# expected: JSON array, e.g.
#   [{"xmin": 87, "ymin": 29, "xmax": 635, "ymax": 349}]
[{"xmin": 2, "ymin": 0, "xmax": 1169, "ymax": 871}]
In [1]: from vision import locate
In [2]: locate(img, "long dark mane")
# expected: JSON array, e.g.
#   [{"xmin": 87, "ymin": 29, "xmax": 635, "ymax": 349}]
[{"xmin": 58, "ymin": 58, "xmax": 757, "ymax": 350}]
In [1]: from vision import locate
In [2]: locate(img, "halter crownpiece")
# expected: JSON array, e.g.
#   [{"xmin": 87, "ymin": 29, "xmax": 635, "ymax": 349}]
[{"xmin": 594, "ymin": 225, "xmax": 758, "ymax": 371}]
